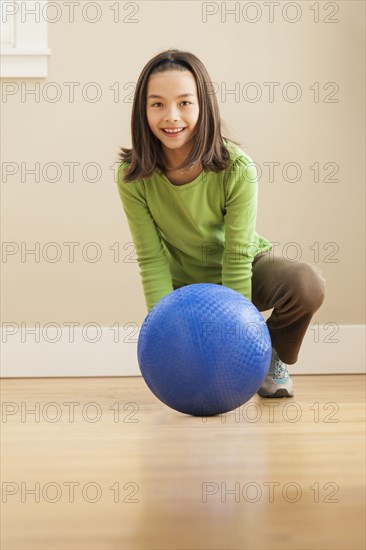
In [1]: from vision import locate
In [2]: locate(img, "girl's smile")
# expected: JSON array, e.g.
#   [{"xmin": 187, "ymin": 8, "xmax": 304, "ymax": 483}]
[{"xmin": 161, "ymin": 127, "xmax": 186, "ymax": 136}]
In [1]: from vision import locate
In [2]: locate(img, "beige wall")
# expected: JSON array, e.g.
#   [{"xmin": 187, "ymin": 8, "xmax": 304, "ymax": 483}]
[{"xmin": 2, "ymin": 0, "xmax": 365, "ymax": 332}]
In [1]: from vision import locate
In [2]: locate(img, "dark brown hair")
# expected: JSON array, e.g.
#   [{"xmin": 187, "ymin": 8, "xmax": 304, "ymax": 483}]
[{"xmin": 118, "ymin": 48, "xmax": 241, "ymax": 182}]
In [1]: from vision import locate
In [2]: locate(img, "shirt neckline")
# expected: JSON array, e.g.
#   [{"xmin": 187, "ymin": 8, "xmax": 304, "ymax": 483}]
[{"xmin": 159, "ymin": 168, "xmax": 206, "ymax": 190}]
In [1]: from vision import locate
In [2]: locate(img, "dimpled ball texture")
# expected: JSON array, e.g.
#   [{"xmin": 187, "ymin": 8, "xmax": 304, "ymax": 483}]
[{"xmin": 137, "ymin": 283, "xmax": 272, "ymax": 416}]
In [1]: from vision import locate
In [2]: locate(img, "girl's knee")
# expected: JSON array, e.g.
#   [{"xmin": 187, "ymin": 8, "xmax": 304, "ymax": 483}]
[{"xmin": 290, "ymin": 261, "xmax": 326, "ymax": 311}]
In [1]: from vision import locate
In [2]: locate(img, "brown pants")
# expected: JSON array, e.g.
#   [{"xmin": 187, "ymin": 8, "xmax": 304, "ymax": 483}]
[{"xmin": 251, "ymin": 252, "xmax": 326, "ymax": 364}]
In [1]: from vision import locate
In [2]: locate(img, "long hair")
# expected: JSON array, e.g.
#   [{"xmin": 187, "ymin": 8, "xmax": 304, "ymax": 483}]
[{"xmin": 118, "ymin": 48, "xmax": 241, "ymax": 182}]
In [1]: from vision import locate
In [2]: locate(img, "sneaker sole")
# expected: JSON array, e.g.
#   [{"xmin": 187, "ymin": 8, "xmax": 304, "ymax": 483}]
[{"xmin": 257, "ymin": 388, "xmax": 294, "ymax": 398}]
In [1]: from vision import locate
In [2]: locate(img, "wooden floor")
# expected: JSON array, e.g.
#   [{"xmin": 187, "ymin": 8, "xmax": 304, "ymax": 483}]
[{"xmin": 1, "ymin": 375, "xmax": 365, "ymax": 550}]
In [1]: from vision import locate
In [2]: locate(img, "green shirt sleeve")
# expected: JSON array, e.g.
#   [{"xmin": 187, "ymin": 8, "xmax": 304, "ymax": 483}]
[
  {"xmin": 222, "ymin": 156, "xmax": 260, "ymax": 302},
  {"xmin": 116, "ymin": 163, "xmax": 174, "ymax": 312}
]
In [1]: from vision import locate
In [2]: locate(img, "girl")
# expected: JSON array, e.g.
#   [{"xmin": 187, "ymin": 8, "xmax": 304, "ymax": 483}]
[{"xmin": 116, "ymin": 49, "xmax": 326, "ymax": 398}]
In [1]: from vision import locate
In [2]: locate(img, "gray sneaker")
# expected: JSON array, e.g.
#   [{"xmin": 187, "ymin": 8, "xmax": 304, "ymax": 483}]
[{"xmin": 257, "ymin": 349, "xmax": 294, "ymax": 398}]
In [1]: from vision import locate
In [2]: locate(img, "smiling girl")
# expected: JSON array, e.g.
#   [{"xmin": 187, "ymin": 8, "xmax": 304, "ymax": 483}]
[{"xmin": 116, "ymin": 49, "xmax": 326, "ymax": 398}]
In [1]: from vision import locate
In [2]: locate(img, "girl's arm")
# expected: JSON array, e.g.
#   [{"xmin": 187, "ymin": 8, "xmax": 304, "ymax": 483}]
[
  {"xmin": 222, "ymin": 156, "xmax": 260, "ymax": 302},
  {"xmin": 116, "ymin": 163, "xmax": 174, "ymax": 312}
]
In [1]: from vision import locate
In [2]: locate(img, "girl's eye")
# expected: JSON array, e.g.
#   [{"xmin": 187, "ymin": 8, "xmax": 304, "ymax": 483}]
[{"xmin": 151, "ymin": 101, "xmax": 192, "ymax": 107}]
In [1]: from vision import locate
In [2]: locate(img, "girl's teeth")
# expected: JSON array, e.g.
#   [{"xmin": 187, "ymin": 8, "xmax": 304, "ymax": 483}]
[{"xmin": 163, "ymin": 128, "xmax": 184, "ymax": 133}]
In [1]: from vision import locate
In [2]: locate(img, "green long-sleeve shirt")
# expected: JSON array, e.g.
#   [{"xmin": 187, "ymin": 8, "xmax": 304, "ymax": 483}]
[{"xmin": 116, "ymin": 139, "xmax": 273, "ymax": 312}]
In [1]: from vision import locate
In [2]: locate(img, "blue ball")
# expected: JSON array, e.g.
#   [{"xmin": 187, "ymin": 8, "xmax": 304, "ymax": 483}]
[{"xmin": 137, "ymin": 283, "xmax": 272, "ymax": 416}]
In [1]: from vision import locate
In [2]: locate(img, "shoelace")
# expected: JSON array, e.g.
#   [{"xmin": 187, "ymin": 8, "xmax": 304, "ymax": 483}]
[{"xmin": 268, "ymin": 353, "xmax": 288, "ymax": 379}]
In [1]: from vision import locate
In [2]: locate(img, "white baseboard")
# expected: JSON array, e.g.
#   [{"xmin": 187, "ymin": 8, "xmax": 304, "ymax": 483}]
[{"xmin": 0, "ymin": 325, "xmax": 365, "ymax": 378}]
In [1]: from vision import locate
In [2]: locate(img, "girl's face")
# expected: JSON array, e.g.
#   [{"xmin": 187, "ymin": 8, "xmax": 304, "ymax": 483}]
[{"xmin": 146, "ymin": 69, "xmax": 200, "ymax": 156}]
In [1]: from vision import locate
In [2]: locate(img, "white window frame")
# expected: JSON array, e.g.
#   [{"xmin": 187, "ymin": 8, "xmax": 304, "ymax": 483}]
[{"xmin": 1, "ymin": 1, "xmax": 51, "ymax": 78}]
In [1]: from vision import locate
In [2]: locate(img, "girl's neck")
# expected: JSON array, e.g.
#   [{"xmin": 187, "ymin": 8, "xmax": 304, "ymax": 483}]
[
  {"xmin": 166, "ymin": 160, "xmax": 199, "ymax": 173},
  {"xmin": 162, "ymin": 142, "xmax": 195, "ymax": 172},
  {"xmin": 163, "ymin": 161, "xmax": 203, "ymax": 186}
]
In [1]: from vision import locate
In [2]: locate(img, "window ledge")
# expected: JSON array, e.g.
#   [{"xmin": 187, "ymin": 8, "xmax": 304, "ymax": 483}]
[{"xmin": 1, "ymin": 48, "xmax": 51, "ymax": 78}]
